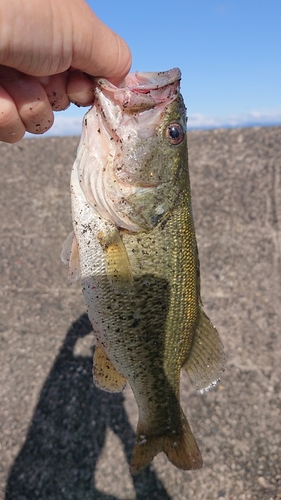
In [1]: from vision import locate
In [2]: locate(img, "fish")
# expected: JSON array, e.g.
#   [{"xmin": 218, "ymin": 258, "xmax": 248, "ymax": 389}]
[{"xmin": 62, "ymin": 68, "xmax": 224, "ymax": 474}]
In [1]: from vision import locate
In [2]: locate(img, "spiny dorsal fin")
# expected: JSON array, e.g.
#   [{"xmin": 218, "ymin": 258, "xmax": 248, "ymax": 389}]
[
  {"xmin": 93, "ymin": 344, "xmax": 126, "ymax": 393},
  {"xmin": 97, "ymin": 227, "xmax": 133, "ymax": 291},
  {"xmin": 183, "ymin": 307, "xmax": 225, "ymax": 392}
]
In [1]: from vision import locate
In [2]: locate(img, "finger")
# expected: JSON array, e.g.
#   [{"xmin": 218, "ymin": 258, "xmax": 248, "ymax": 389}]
[
  {"xmin": 0, "ymin": 85, "xmax": 25, "ymax": 143},
  {"xmin": 37, "ymin": 72, "xmax": 70, "ymax": 111},
  {"xmin": 0, "ymin": 0, "xmax": 131, "ymax": 84},
  {"xmin": 0, "ymin": 67, "xmax": 54, "ymax": 135},
  {"xmin": 70, "ymin": 7, "xmax": 131, "ymax": 85},
  {"xmin": 66, "ymin": 70, "xmax": 94, "ymax": 106}
]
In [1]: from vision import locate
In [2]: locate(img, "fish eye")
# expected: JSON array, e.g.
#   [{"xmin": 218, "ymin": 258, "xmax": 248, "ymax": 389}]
[{"xmin": 165, "ymin": 123, "xmax": 185, "ymax": 145}]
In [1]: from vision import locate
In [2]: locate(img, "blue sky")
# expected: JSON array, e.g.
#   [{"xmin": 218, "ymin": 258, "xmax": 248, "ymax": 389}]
[{"xmin": 46, "ymin": 0, "xmax": 281, "ymax": 136}]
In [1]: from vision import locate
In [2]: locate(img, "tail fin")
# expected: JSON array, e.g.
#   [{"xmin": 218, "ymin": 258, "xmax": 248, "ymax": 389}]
[{"xmin": 130, "ymin": 411, "xmax": 202, "ymax": 474}]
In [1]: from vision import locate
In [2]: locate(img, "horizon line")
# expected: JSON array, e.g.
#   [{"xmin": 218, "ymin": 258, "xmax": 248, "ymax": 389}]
[{"xmin": 25, "ymin": 110, "xmax": 281, "ymax": 139}]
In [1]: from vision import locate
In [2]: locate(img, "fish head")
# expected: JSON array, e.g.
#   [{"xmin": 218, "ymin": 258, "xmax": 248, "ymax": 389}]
[{"xmin": 77, "ymin": 68, "xmax": 189, "ymax": 231}]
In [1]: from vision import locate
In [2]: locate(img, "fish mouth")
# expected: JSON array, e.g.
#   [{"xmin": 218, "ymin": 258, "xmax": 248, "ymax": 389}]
[
  {"xmin": 96, "ymin": 68, "xmax": 181, "ymax": 113},
  {"xmin": 124, "ymin": 68, "xmax": 181, "ymax": 90}
]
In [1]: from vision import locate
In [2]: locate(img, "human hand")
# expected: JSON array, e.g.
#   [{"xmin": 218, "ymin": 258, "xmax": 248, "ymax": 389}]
[{"xmin": 0, "ymin": 0, "xmax": 131, "ymax": 142}]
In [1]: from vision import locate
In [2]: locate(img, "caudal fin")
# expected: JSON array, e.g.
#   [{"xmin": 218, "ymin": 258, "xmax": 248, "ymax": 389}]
[{"xmin": 130, "ymin": 412, "xmax": 202, "ymax": 474}]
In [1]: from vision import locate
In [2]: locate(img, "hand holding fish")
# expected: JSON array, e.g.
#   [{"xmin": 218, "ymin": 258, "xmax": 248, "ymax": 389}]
[{"xmin": 0, "ymin": 0, "xmax": 131, "ymax": 143}]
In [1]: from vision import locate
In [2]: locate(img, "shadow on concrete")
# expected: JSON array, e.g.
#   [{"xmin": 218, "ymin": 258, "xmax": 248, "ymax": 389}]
[{"xmin": 5, "ymin": 314, "xmax": 171, "ymax": 500}]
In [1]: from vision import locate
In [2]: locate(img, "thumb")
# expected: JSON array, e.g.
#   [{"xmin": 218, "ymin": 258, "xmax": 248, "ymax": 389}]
[{"xmin": 70, "ymin": 6, "xmax": 132, "ymax": 85}]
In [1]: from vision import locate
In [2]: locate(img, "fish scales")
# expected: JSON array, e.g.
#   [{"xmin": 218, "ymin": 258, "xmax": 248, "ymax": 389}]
[{"xmin": 63, "ymin": 68, "xmax": 224, "ymax": 473}]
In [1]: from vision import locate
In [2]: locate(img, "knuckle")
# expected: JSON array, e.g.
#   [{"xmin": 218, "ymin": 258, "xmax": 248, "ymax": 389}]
[
  {"xmin": 0, "ymin": 127, "xmax": 25, "ymax": 143},
  {"xmin": 47, "ymin": 88, "xmax": 70, "ymax": 111},
  {"xmin": 20, "ymin": 99, "xmax": 54, "ymax": 134},
  {"xmin": 21, "ymin": 97, "xmax": 47, "ymax": 120},
  {"xmin": 0, "ymin": 101, "xmax": 25, "ymax": 143},
  {"xmin": 0, "ymin": 99, "xmax": 18, "ymax": 126}
]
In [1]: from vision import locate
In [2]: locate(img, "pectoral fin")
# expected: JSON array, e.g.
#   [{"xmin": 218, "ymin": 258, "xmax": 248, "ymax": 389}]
[
  {"xmin": 97, "ymin": 227, "xmax": 133, "ymax": 291},
  {"xmin": 183, "ymin": 307, "xmax": 225, "ymax": 392},
  {"xmin": 93, "ymin": 344, "xmax": 126, "ymax": 393},
  {"xmin": 61, "ymin": 231, "xmax": 81, "ymax": 283}
]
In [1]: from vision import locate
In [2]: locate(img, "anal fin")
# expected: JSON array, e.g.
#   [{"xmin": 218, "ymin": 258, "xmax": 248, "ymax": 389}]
[
  {"xmin": 93, "ymin": 344, "xmax": 126, "ymax": 393},
  {"xmin": 183, "ymin": 307, "xmax": 225, "ymax": 392},
  {"xmin": 97, "ymin": 227, "xmax": 133, "ymax": 291}
]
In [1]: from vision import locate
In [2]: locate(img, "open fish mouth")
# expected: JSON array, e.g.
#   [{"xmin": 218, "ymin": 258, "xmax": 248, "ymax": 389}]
[{"xmin": 95, "ymin": 68, "xmax": 181, "ymax": 113}]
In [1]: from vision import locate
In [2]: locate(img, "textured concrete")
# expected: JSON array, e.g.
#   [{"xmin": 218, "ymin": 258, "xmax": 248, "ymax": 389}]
[{"xmin": 0, "ymin": 127, "xmax": 280, "ymax": 499}]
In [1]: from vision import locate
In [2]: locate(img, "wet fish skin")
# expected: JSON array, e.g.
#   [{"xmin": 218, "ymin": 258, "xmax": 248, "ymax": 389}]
[{"xmin": 64, "ymin": 69, "xmax": 224, "ymax": 473}]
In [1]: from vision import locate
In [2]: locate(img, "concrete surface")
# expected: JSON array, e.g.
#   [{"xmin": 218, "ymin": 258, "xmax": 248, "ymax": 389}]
[{"xmin": 0, "ymin": 127, "xmax": 280, "ymax": 500}]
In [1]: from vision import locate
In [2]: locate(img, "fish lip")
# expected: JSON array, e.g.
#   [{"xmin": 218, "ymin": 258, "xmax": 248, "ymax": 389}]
[
  {"xmin": 95, "ymin": 68, "xmax": 181, "ymax": 113},
  {"xmin": 97, "ymin": 68, "xmax": 181, "ymax": 92},
  {"xmin": 128, "ymin": 68, "xmax": 182, "ymax": 92}
]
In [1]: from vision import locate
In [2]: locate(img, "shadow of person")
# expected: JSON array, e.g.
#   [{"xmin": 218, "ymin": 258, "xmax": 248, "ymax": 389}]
[{"xmin": 5, "ymin": 314, "xmax": 171, "ymax": 500}]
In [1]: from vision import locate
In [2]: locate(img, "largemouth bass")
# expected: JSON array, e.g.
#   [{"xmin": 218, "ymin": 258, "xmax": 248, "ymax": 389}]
[{"xmin": 62, "ymin": 68, "xmax": 224, "ymax": 473}]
